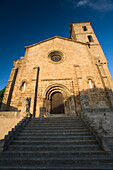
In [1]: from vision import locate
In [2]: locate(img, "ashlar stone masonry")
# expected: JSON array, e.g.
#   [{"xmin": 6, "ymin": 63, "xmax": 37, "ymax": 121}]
[{"xmin": 1, "ymin": 22, "xmax": 113, "ymax": 117}]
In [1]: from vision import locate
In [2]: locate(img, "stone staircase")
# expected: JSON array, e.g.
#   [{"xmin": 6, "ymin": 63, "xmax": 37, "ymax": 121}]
[{"xmin": 0, "ymin": 116, "xmax": 113, "ymax": 169}]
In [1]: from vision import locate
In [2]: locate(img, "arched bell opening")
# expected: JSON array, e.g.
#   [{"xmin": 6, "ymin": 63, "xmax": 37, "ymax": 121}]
[{"xmin": 50, "ymin": 92, "xmax": 64, "ymax": 114}]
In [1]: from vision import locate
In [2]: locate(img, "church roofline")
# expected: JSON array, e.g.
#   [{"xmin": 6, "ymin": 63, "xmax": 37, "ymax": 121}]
[
  {"xmin": 70, "ymin": 21, "xmax": 91, "ymax": 25},
  {"xmin": 24, "ymin": 36, "xmax": 89, "ymax": 49}
]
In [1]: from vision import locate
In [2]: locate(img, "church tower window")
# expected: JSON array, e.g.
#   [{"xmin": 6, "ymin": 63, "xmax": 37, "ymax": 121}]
[
  {"xmin": 88, "ymin": 35, "xmax": 94, "ymax": 42},
  {"xmin": 82, "ymin": 26, "xmax": 87, "ymax": 31}
]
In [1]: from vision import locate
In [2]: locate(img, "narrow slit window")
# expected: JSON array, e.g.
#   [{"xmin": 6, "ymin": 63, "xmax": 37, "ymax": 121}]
[
  {"xmin": 88, "ymin": 35, "xmax": 94, "ymax": 42},
  {"xmin": 21, "ymin": 82, "xmax": 26, "ymax": 92},
  {"xmin": 82, "ymin": 26, "xmax": 87, "ymax": 31},
  {"xmin": 88, "ymin": 79, "xmax": 95, "ymax": 89},
  {"xmin": 89, "ymin": 80, "xmax": 93, "ymax": 89}
]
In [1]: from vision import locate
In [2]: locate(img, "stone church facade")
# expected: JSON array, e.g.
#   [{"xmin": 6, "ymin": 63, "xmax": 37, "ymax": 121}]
[{"xmin": 1, "ymin": 22, "xmax": 113, "ymax": 117}]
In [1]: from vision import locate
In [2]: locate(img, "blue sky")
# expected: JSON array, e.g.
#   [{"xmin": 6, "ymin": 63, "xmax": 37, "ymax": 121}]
[{"xmin": 0, "ymin": 0, "xmax": 113, "ymax": 90}]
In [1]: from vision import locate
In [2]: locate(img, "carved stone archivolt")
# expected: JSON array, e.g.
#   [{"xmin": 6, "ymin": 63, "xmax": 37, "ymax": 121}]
[
  {"xmin": 42, "ymin": 83, "xmax": 71, "ymax": 101},
  {"xmin": 42, "ymin": 83, "xmax": 74, "ymax": 115}
]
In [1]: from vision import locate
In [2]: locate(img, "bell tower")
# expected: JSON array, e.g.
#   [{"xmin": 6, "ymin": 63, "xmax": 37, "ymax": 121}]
[
  {"xmin": 70, "ymin": 22, "xmax": 99, "ymax": 44},
  {"xmin": 70, "ymin": 22, "xmax": 113, "ymax": 107},
  {"xmin": 69, "ymin": 22, "xmax": 107, "ymax": 63}
]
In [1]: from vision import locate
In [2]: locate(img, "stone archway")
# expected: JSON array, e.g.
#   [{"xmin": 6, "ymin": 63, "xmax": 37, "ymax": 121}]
[{"xmin": 42, "ymin": 83, "xmax": 72, "ymax": 115}]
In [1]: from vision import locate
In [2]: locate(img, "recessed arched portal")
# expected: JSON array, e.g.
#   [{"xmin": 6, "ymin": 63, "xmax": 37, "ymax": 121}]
[
  {"xmin": 42, "ymin": 83, "xmax": 72, "ymax": 115},
  {"xmin": 51, "ymin": 92, "xmax": 64, "ymax": 114}
]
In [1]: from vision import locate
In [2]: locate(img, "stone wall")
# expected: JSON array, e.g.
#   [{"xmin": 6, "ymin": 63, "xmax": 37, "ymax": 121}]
[
  {"xmin": 1, "ymin": 22, "xmax": 113, "ymax": 117},
  {"xmin": 81, "ymin": 110, "xmax": 113, "ymax": 151},
  {"xmin": 0, "ymin": 112, "xmax": 21, "ymax": 139}
]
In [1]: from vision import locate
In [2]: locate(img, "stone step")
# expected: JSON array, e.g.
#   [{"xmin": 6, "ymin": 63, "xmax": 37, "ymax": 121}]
[
  {"xmin": 0, "ymin": 164, "xmax": 113, "ymax": 170},
  {"xmin": 0, "ymin": 116, "xmax": 113, "ymax": 169},
  {"xmin": 30, "ymin": 117, "xmax": 83, "ymax": 120},
  {"xmin": 29, "ymin": 119, "xmax": 84, "ymax": 121},
  {"xmin": 0, "ymin": 156, "xmax": 113, "ymax": 165},
  {"xmin": 30, "ymin": 119, "xmax": 81, "ymax": 121},
  {"xmin": 25, "ymin": 126, "xmax": 86, "ymax": 129},
  {"xmin": 11, "ymin": 139, "xmax": 98, "ymax": 145},
  {"xmin": 30, "ymin": 119, "xmax": 83, "ymax": 122},
  {"xmin": 8, "ymin": 144, "xmax": 101, "ymax": 151},
  {"xmin": 31, "ymin": 117, "xmax": 81, "ymax": 120},
  {"xmin": 27, "ymin": 123, "xmax": 85, "ymax": 126},
  {"xmin": 14, "ymin": 136, "xmax": 95, "ymax": 141},
  {"xmin": 18, "ymin": 131, "xmax": 92, "ymax": 136},
  {"xmin": 26, "ymin": 123, "xmax": 86, "ymax": 126},
  {"xmin": 1, "ymin": 150, "xmax": 110, "ymax": 158},
  {"xmin": 21, "ymin": 129, "xmax": 90, "ymax": 133},
  {"xmin": 23, "ymin": 126, "xmax": 87, "ymax": 130},
  {"xmin": 30, "ymin": 120, "xmax": 84, "ymax": 124}
]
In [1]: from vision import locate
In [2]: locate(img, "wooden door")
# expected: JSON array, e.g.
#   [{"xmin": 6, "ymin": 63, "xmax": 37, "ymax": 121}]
[{"xmin": 51, "ymin": 92, "xmax": 64, "ymax": 114}]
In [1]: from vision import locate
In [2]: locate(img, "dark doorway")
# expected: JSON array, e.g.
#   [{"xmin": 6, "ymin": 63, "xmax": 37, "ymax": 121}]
[{"xmin": 51, "ymin": 92, "xmax": 64, "ymax": 114}]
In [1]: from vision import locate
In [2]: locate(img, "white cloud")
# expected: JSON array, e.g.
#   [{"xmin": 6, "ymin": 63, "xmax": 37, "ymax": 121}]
[
  {"xmin": 74, "ymin": 0, "xmax": 113, "ymax": 12},
  {"xmin": 77, "ymin": 0, "xmax": 89, "ymax": 7}
]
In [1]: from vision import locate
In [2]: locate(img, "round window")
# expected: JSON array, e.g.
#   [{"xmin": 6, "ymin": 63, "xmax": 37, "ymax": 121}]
[
  {"xmin": 48, "ymin": 51, "xmax": 64, "ymax": 63},
  {"xmin": 51, "ymin": 55, "xmax": 61, "ymax": 62}
]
